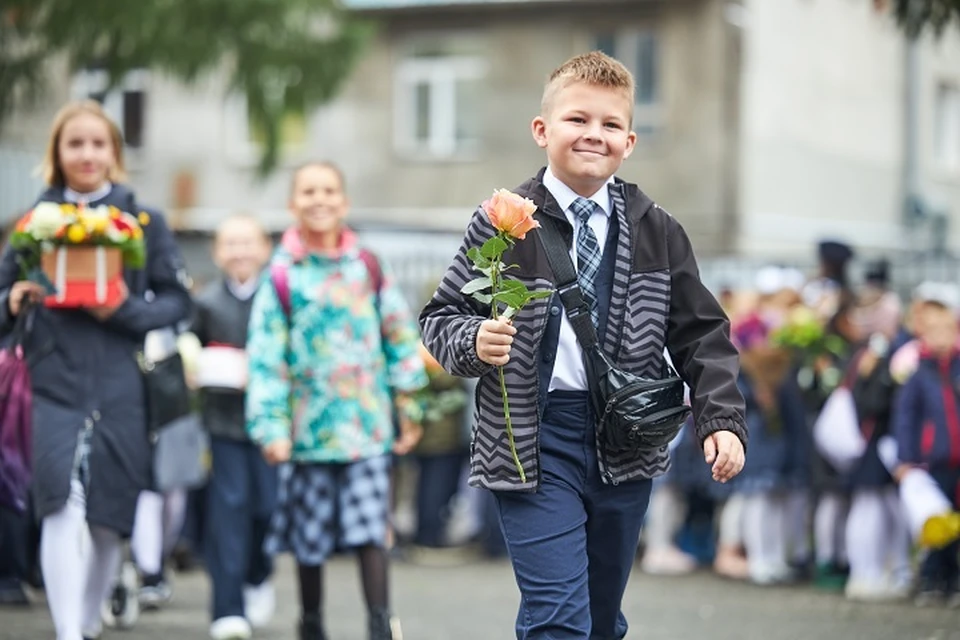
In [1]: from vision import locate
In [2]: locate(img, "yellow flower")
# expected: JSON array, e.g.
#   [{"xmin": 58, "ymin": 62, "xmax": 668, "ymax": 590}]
[
  {"xmin": 138, "ymin": 211, "xmax": 151, "ymax": 226},
  {"xmin": 92, "ymin": 217, "xmax": 109, "ymax": 234},
  {"xmin": 66, "ymin": 224, "xmax": 86, "ymax": 243},
  {"xmin": 132, "ymin": 227, "xmax": 143, "ymax": 240}
]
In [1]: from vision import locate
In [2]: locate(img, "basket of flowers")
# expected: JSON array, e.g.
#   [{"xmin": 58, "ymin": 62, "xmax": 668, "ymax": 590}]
[{"xmin": 8, "ymin": 201, "xmax": 147, "ymax": 308}]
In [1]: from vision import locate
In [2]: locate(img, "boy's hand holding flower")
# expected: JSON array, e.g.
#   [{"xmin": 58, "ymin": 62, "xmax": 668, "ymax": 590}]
[{"xmin": 462, "ymin": 189, "xmax": 552, "ymax": 483}]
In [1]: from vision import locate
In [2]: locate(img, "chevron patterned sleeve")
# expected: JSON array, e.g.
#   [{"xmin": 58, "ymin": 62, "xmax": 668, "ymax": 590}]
[{"xmin": 419, "ymin": 208, "xmax": 496, "ymax": 379}]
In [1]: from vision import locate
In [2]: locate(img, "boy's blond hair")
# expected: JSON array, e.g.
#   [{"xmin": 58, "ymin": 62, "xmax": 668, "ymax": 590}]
[
  {"xmin": 541, "ymin": 51, "xmax": 635, "ymax": 120},
  {"xmin": 41, "ymin": 100, "xmax": 127, "ymax": 187},
  {"xmin": 214, "ymin": 212, "xmax": 270, "ymax": 244}
]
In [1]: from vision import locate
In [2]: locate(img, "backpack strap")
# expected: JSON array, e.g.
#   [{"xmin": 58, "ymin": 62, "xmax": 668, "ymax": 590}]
[
  {"xmin": 359, "ymin": 248, "xmax": 383, "ymax": 303},
  {"xmin": 271, "ymin": 263, "xmax": 292, "ymax": 320}
]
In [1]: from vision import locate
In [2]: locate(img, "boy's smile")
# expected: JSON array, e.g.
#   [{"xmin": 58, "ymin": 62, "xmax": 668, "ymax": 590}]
[{"xmin": 532, "ymin": 82, "xmax": 637, "ymax": 197}]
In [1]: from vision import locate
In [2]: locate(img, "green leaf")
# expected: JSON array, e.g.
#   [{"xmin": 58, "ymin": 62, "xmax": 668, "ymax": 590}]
[
  {"xmin": 471, "ymin": 292, "xmax": 493, "ymax": 304},
  {"xmin": 480, "ymin": 236, "xmax": 508, "ymax": 260},
  {"xmin": 523, "ymin": 290, "xmax": 554, "ymax": 302},
  {"xmin": 502, "ymin": 306, "xmax": 519, "ymax": 320},
  {"xmin": 499, "ymin": 279, "xmax": 528, "ymax": 295},
  {"xmin": 460, "ymin": 277, "xmax": 492, "ymax": 295},
  {"xmin": 492, "ymin": 291, "xmax": 525, "ymax": 308}
]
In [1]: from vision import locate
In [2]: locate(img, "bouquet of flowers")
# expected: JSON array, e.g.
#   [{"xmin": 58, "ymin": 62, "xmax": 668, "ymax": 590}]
[{"xmin": 9, "ymin": 202, "xmax": 148, "ymax": 307}]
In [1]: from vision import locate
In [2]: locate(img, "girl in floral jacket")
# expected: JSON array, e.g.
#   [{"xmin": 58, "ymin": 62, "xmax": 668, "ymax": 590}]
[{"xmin": 245, "ymin": 162, "xmax": 426, "ymax": 640}]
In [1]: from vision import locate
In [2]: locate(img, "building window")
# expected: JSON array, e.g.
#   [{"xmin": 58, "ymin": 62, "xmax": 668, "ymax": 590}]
[
  {"xmin": 594, "ymin": 29, "xmax": 662, "ymax": 135},
  {"xmin": 394, "ymin": 51, "xmax": 486, "ymax": 159},
  {"xmin": 935, "ymin": 83, "xmax": 960, "ymax": 173},
  {"xmin": 71, "ymin": 69, "xmax": 148, "ymax": 148}
]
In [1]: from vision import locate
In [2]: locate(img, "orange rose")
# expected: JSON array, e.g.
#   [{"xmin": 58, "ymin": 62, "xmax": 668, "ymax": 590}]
[{"xmin": 482, "ymin": 189, "xmax": 540, "ymax": 240}]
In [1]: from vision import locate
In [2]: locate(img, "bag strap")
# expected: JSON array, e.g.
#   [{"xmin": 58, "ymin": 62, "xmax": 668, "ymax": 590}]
[{"xmin": 534, "ymin": 213, "xmax": 600, "ymax": 354}]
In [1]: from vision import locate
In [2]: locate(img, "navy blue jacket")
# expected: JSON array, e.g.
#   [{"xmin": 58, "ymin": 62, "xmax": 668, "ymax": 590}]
[
  {"xmin": 893, "ymin": 350, "xmax": 960, "ymax": 468},
  {"xmin": 0, "ymin": 184, "xmax": 193, "ymax": 534}
]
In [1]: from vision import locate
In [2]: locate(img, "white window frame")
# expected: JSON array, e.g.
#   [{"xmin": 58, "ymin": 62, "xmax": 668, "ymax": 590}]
[
  {"xmin": 935, "ymin": 83, "xmax": 960, "ymax": 175},
  {"xmin": 393, "ymin": 55, "xmax": 487, "ymax": 160},
  {"xmin": 71, "ymin": 69, "xmax": 149, "ymax": 156}
]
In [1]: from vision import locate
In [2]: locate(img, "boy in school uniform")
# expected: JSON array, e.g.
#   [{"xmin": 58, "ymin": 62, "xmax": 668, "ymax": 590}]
[
  {"xmin": 193, "ymin": 215, "xmax": 278, "ymax": 639},
  {"xmin": 893, "ymin": 295, "xmax": 960, "ymax": 608},
  {"xmin": 420, "ymin": 52, "xmax": 748, "ymax": 639}
]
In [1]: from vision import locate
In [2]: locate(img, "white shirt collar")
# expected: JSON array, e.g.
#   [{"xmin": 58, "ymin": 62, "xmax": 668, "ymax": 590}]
[
  {"xmin": 226, "ymin": 277, "xmax": 260, "ymax": 301},
  {"xmin": 542, "ymin": 166, "xmax": 613, "ymax": 217},
  {"xmin": 63, "ymin": 183, "xmax": 113, "ymax": 205}
]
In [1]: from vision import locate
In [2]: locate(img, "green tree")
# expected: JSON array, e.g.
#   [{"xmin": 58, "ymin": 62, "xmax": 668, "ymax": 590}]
[
  {"xmin": 0, "ymin": 0, "xmax": 372, "ymax": 175},
  {"xmin": 888, "ymin": 0, "xmax": 960, "ymax": 38}
]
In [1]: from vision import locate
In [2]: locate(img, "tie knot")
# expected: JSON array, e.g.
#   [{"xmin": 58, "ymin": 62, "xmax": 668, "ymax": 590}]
[{"xmin": 571, "ymin": 198, "xmax": 599, "ymax": 224}]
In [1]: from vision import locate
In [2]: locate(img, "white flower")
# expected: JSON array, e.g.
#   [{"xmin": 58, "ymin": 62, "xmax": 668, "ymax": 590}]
[{"xmin": 26, "ymin": 202, "xmax": 65, "ymax": 240}]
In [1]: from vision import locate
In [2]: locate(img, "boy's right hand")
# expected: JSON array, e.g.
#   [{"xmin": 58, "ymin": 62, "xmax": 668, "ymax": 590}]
[
  {"xmin": 263, "ymin": 438, "xmax": 292, "ymax": 465},
  {"xmin": 476, "ymin": 318, "xmax": 516, "ymax": 366}
]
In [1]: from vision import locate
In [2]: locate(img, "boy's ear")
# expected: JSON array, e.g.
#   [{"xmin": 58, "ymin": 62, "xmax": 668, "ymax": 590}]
[
  {"xmin": 531, "ymin": 116, "xmax": 548, "ymax": 149},
  {"xmin": 621, "ymin": 130, "xmax": 638, "ymax": 161}
]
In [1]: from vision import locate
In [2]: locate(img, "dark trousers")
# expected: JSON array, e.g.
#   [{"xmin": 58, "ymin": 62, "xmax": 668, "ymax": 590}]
[
  {"xmin": 414, "ymin": 452, "xmax": 466, "ymax": 547},
  {"xmin": 920, "ymin": 465, "xmax": 960, "ymax": 590},
  {"xmin": 0, "ymin": 505, "xmax": 28, "ymax": 591},
  {"xmin": 204, "ymin": 437, "xmax": 278, "ymax": 621},
  {"xmin": 494, "ymin": 391, "xmax": 652, "ymax": 640}
]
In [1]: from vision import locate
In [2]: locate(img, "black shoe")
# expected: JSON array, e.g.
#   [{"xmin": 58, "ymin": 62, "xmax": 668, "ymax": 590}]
[
  {"xmin": 368, "ymin": 607, "xmax": 399, "ymax": 640},
  {"xmin": 298, "ymin": 612, "xmax": 327, "ymax": 640},
  {"xmin": 0, "ymin": 584, "xmax": 30, "ymax": 607}
]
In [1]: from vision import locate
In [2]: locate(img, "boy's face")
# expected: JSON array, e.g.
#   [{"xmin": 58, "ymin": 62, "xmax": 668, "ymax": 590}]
[
  {"xmin": 214, "ymin": 218, "xmax": 271, "ymax": 283},
  {"xmin": 532, "ymin": 82, "xmax": 637, "ymax": 197},
  {"xmin": 289, "ymin": 165, "xmax": 349, "ymax": 238},
  {"xmin": 921, "ymin": 305, "xmax": 958, "ymax": 356}
]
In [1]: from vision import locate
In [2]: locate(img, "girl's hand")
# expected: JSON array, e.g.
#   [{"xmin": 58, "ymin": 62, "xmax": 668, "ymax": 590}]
[
  {"xmin": 392, "ymin": 416, "xmax": 423, "ymax": 455},
  {"xmin": 87, "ymin": 282, "xmax": 129, "ymax": 321},
  {"xmin": 7, "ymin": 281, "xmax": 45, "ymax": 316},
  {"xmin": 263, "ymin": 438, "xmax": 292, "ymax": 465}
]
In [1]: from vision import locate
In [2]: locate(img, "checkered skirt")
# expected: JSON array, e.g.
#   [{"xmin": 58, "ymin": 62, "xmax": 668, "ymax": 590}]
[{"xmin": 265, "ymin": 455, "xmax": 391, "ymax": 565}]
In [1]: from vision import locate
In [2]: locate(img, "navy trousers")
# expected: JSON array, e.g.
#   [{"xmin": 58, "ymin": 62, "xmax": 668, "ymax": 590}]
[
  {"xmin": 495, "ymin": 391, "xmax": 653, "ymax": 640},
  {"xmin": 204, "ymin": 437, "xmax": 278, "ymax": 621}
]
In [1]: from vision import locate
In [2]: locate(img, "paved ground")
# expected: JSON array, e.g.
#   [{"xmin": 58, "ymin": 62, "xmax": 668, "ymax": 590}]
[{"xmin": 3, "ymin": 553, "xmax": 959, "ymax": 640}]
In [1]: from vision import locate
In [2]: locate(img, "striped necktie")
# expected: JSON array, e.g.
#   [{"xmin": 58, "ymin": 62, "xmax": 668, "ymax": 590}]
[{"xmin": 570, "ymin": 197, "xmax": 602, "ymax": 328}]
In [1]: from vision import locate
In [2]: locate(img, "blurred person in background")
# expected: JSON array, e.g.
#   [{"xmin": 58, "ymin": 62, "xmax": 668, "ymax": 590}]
[
  {"xmin": 892, "ymin": 290, "xmax": 960, "ymax": 608},
  {"xmin": 0, "ymin": 100, "xmax": 192, "ymax": 640},
  {"xmin": 246, "ymin": 162, "xmax": 426, "ymax": 640},
  {"xmin": 841, "ymin": 267, "xmax": 912, "ymax": 601},
  {"xmin": 192, "ymin": 214, "xmax": 277, "ymax": 640}
]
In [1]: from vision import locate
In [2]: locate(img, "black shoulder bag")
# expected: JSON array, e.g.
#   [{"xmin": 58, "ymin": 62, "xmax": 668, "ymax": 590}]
[{"xmin": 536, "ymin": 213, "xmax": 690, "ymax": 452}]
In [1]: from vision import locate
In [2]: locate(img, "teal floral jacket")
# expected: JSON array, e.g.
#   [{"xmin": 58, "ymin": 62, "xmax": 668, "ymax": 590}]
[{"xmin": 245, "ymin": 226, "xmax": 427, "ymax": 462}]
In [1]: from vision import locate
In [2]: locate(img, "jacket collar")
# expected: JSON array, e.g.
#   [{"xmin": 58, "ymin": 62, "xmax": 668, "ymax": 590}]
[
  {"xmin": 513, "ymin": 166, "xmax": 654, "ymax": 225},
  {"xmin": 280, "ymin": 226, "xmax": 359, "ymax": 264}
]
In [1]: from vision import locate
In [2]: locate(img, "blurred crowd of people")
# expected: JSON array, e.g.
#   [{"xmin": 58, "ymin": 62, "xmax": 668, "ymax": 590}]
[{"xmin": 640, "ymin": 240, "xmax": 960, "ymax": 608}]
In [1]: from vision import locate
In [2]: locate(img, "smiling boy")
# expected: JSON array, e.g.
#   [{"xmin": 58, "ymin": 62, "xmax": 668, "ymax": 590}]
[{"xmin": 420, "ymin": 52, "xmax": 748, "ymax": 639}]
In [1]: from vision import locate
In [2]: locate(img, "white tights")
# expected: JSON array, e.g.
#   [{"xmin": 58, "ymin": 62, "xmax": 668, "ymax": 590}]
[
  {"xmin": 742, "ymin": 492, "xmax": 788, "ymax": 574},
  {"xmin": 845, "ymin": 487, "xmax": 912, "ymax": 583},
  {"xmin": 131, "ymin": 489, "xmax": 187, "ymax": 576},
  {"xmin": 814, "ymin": 491, "xmax": 849, "ymax": 566},
  {"xmin": 41, "ymin": 479, "xmax": 122, "ymax": 640}
]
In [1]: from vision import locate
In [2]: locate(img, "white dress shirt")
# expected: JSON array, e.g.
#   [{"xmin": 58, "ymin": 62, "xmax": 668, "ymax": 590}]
[{"xmin": 541, "ymin": 167, "xmax": 614, "ymax": 392}]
